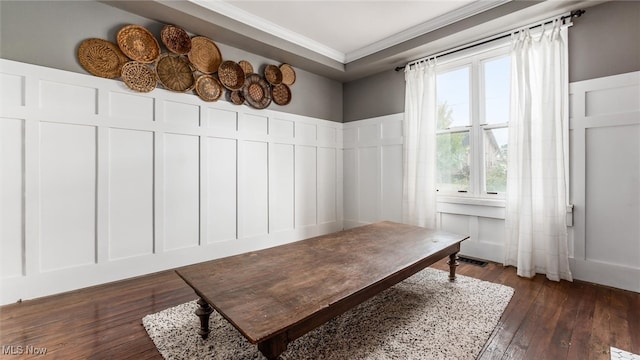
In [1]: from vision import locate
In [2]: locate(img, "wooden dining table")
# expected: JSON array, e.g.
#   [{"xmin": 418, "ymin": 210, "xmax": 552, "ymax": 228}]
[{"xmin": 175, "ymin": 221, "xmax": 468, "ymax": 359}]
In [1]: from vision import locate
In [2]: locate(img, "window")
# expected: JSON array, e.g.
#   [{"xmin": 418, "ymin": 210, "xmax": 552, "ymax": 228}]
[{"xmin": 436, "ymin": 48, "xmax": 511, "ymax": 199}]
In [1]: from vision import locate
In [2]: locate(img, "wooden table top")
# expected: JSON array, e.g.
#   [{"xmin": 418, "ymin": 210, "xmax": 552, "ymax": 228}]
[{"xmin": 176, "ymin": 221, "xmax": 468, "ymax": 344}]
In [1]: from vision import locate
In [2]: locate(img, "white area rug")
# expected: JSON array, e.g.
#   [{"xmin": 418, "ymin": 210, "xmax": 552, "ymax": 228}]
[{"xmin": 143, "ymin": 268, "xmax": 514, "ymax": 360}]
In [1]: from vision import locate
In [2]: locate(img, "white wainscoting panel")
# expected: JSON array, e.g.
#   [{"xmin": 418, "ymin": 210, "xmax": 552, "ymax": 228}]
[
  {"xmin": 358, "ymin": 146, "xmax": 379, "ymax": 223},
  {"xmin": 297, "ymin": 122, "xmax": 317, "ymax": 142},
  {"xmin": 343, "ymin": 114, "xmax": 403, "ymax": 229},
  {"xmin": 163, "ymin": 100, "xmax": 200, "ymax": 127},
  {"xmin": 343, "ymin": 148, "xmax": 358, "ymax": 222},
  {"xmin": 381, "ymin": 144, "xmax": 403, "ymax": 223},
  {"xmin": 206, "ymin": 107, "xmax": 237, "ymax": 133},
  {"xmin": 107, "ymin": 128, "xmax": 154, "ymax": 260},
  {"xmin": 39, "ymin": 122, "xmax": 97, "ymax": 272},
  {"xmin": 270, "ymin": 143, "xmax": 295, "ymax": 232},
  {"xmin": 163, "ymin": 133, "xmax": 200, "ymax": 251},
  {"xmin": 270, "ymin": 118, "xmax": 294, "ymax": 140},
  {"xmin": 39, "ymin": 80, "xmax": 97, "ymax": 116},
  {"xmin": 570, "ymin": 71, "xmax": 640, "ymax": 292},
  {"xmin": 241, "ymin": 141, "xmax": 269, "ymax": 238},
  {"xmin": 206, "ymin": 137, "xmax": 237, "ymax": 243},
  {"xmin": 108, "ymin": 91, "xmax": 155, "ymax": 122},
  {"xmin": 0, "ymin": 118, "xmax": 24, "ymax": 278},
  {"xmin": 0, "ymin": 73, "xmax": 24, "ymax": 108},
  {"xmin": 318, "ymin": 147, "xmax": 337, "ymax": 224},
  {"xmin": 242, "ymin": 114, "xmax": 268, "ymax": 138},
  {"xmin": 0, "ymin": 59, "xmax": 343, "ymax": 304},
  {"xmin": 585, "ymin": 125, "xmax": 639, "ymax": 267},
  {"xmin": 295, "ymin": 145, "xmax": 318, "ymax": 227}
]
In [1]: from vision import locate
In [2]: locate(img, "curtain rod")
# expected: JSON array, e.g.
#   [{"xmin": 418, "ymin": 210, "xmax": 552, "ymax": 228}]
[{"xmin": 394, "ymin": 9, "xmax": 585, "ymax": 72}]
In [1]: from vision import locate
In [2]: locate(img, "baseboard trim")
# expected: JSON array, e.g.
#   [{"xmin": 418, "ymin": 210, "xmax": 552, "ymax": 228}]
[{"xmin": 570, "ymin": 258, "xmax": 640, "ymax": 292}]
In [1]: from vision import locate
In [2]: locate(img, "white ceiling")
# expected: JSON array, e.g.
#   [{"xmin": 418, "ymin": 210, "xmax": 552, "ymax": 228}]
[
  {"xmin": 208, "ymin": 0, "xmax": 502, "ymax": 63},
  {"xmin": 103, "ymin": 0, "xmax": 599, "ymax": 82}
]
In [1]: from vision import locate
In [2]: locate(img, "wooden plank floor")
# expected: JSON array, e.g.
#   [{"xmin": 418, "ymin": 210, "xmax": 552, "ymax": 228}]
[{"xmin": 1, "ymin": 258, "xmax": 638, "ymax": 359}]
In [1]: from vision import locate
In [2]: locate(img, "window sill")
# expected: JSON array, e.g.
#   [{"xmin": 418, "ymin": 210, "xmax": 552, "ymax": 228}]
[
  {"xmin": 436, "ymin": 195, "xmax": 506, "ymax": 219},
  {"xmin": 437, "ymin": 195, "xmax": 505, "ymax": 208},
  {"xmin": 436, "ymin": 196, "xmax": 574, "ymax": 225}
]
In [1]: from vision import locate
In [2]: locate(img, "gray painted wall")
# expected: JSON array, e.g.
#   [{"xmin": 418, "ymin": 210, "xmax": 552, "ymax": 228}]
[
  {"xmin": 0, "ymin": 1, "xmax": 343, "ymax": 122},
  {"xmin": 343, "ymin": 1, "xmax": 640, "ymax": 122},
  {"xmin": 568, "ymin": 1, "xmax": 640, "ymax": 82}
]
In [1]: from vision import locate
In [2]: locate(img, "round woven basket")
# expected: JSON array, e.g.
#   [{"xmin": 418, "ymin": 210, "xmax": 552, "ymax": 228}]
[
  {"xmin": 272, "ymin": 83, "xmax": 292, "ymax": 106},
  {"xmin": 238, "ymin": 60, "xmax": 253, "ymax": 76},
  {"xmin": 78, "ymin": 38, "xmax": 129, "ymax": 79},
  {"xmin": 116, "ymin": 25, "xmax": 160, "ymax": 63},
  {"xmin": 121, "ymin": 61, "xmax": 156, "ymax": 92},
  {"xmin": 243, "ymin": 73, "xmax": 271, "ymax": 109},
  {"xmin": 280, "ymin": 64, "xmax": 296, "ymax": 85},
  {"xmin": 228, "ymin": 90, "xmax": 245, "ymax": 105},
  {"xmin": 155, "ymin": 54, "xmax": 195, "ymax": 92},
  {"xmin": 160, "ymin": 25, "xmax": 191, "ymax": 55},
  {"xmin": 264, "ymin": 64, "xmax": 283, "ymax": 85},
  {"xmin": 195, "ymin": 75, "xmax": 223, "ymax": 102},
  {"xmin": 218, "ymin": 61, "xmax": 245, "ymax": 90},
  {"xmin": 188, "ymin": 36, "xmax": 222, "ymax": 74}
]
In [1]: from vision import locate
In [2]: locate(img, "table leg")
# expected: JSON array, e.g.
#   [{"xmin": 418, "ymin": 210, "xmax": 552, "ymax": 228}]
[
  {"xmin": 447, "ymin": 252, "xmax": 459, "ymax": 282},
  {"xmin": 258, "ymin": 332, "xmax": 288, "ymax": 360},
  {"xmin": 195, "ymin": 297, "xmax": 213, "ymax": 339}
]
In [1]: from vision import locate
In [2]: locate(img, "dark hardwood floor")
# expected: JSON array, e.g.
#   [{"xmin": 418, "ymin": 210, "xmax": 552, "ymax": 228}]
[{"xmin": 1, "ymin": 258, "xmax": 638, "ymax": 359}]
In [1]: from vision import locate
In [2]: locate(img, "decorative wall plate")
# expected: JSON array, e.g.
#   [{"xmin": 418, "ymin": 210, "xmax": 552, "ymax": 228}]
[
  {"xmin": 121, "ymin": 61, "xmax": 156, "ymax": 92},
  {"xmin": 243, "ymin": 73, "xmax": 271, "ymax": 109},
  {"xmin": 78, "ymin": 38, "xmax": 129, "ymax": 79},
  {"xmin": 280, "ymin": 64, "xmax": 296, "ymax": 85},
  {"xmin": 155, "ymin": 54, "xmax": 195, "ymax": 92},
  {"xmin": 188, "ymin": 36, "xmax": 222, "ymax": 74},
  {"xmin": 116, "ymin": 25, "xmax": 160, "ymax": 63},
  {"xmin": 218, "ymin": 60, "xmax": 245, "ymax": 90},
  {"xmin": 238, "ymin": 60, "xmax": 253, "ymax": 76},
  {"xmin": 272, "ymin": 83, "xmax": 291, "ymax": 106},
  {"xmin": 195, "ymin": 75, "xmax": 223, "ymax": 102},
  {"xmin": 160, "ymin": 25, "xmax": 191, "ymax": 55},
  {"xmin": 264, "ymin": 64, "xmax": 283, "ymax": 85},
  {"xmin": 228, "ymin": 89, "xmax": 245, "ymax": 105}
]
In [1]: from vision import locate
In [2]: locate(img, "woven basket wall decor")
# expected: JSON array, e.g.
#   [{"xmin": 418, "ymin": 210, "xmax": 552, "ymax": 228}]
[
  {"xmin": 160, "ymin": 25, "xmax": 192, "ymax": 55},
  {"xmin": 243, "ymin": 73, "xmax": 271, "ymax": 109},
  {"xmin": 121, "ymin": 61, "xmax": 157, "ymax": 93},
  {"xmin": 218, "ymin": 61, "xmax": 245, "ymax": 90},
  {"xmin": 78, "ymin": 38, "xmax": 129, "ymax": 79},
  {"xmin": 272, "ymin": 83, "xmax": 292, "ymax": 106},
  {"xmin": 228, "ymin": 90, "xmax": 245, "ymax": 105},
  {"xmin": 155, "ymin": 54, "xmax": 195, "ymax": 92},
  {"xmin": 280, "ymin": 64, "xmax": 296, "ymax": 85},
  {"xmin": 116, "ymin": 25, "xmax": 160, "ymax": 63},
  {"xmin": 264, "ymin": 64, "xmax": 283, "ymax": 85},
  {"xmin": 188, "ymin": 36, "xmax": 222, "ymax": 74},
  {"xmin": 195, "ymin": 75, "xmax": 223, "ymax": 102},
  {"xmin": 238, "ymin": 60, "xmax": 253, "ymax": 76}
]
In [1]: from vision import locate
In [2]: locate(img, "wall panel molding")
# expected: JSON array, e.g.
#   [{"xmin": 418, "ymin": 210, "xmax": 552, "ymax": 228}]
[
  {"xmin": 0, "ymin": 59, "xmax": 343, "ymax": 304},
  {"xmin": 569, "ymin": 71, "xmax": 640, "ymax": 292}
]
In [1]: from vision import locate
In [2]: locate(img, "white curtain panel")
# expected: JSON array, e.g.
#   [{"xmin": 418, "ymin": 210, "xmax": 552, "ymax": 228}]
[
  {"xmin": 402, "ymin": 60, "xmax": 437, "ymax": 228},
  {"xmin": 504, "ymin": 22, "xmax": 573, "ymax": 281}
]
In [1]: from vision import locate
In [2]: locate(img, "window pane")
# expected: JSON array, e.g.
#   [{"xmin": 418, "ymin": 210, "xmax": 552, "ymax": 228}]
[
  {"xmin": 483, "ymin": 56, "xmax": 511, "ymax": 125},
  {"xmin": 437, "ymin": 131, "xmax": 470, "ymax": 192},
  {"xmin": 484, "ymin": 127, "xmax": 508, "ymax": 193},
  {"xmin": 437, "ymin": 67, "xmax": 470, "ymax": 129}
]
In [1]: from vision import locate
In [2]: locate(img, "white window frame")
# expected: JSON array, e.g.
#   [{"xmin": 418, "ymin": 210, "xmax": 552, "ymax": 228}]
[{"xmin": 435, "ymin": 44, "xmax": 511, "ymax": 207}]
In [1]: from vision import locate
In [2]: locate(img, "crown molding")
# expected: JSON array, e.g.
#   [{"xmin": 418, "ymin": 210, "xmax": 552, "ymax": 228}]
[
  {"xmin": 189, "ymin": 0, "xmax": 346, "ymax": 63},
  {"xmin": 345, "ymin": 0, "xmax": 511, "ymax": 62},
  {"xmin": 190, "ymin": 0, "xmax": 511, "ymax": 65}
]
